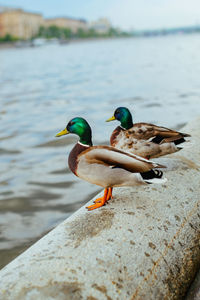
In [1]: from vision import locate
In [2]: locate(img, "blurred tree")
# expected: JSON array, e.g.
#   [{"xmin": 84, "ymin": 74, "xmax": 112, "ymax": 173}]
[
  {"xmin": 63, "ymin": 28, "xmax": 72, "ymax": 39},
  {"xmin": 35, "ymin": 25, "xmax": 131, "ymax": 40},
  {"xmin": 0, "ymin": 34, "xmax": 18, "ymax": 42}
]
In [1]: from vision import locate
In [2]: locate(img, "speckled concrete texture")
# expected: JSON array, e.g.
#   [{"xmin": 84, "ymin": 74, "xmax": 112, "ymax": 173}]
[
  {"xmin": 186, "ymin": 269, "xmax": 200, "ymax": 300},
  {"xmin": 0, "ymin": 118, "xmax": 199, "ymax": 300}
]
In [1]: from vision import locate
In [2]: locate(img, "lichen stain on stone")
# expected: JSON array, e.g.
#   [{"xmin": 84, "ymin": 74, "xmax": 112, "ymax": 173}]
[
  {"xmin": 124, "ymin": 211, "xmax": 135, "ymax": 216},
  {"xmin": 130, "ymin": 241, "xmax": 135, "ymax": 245},
  {"xmin": 68, "ymin": 209, "xmax": 114, "ymax": 247},
  {"xmin": 87, "ymin": 296, "xmax": 98, "ymax": 300},
  {"xmin": 96, "ymin": 258, "xmax": 105, "ymax": 265},
  {"xmin": 163, "ymin": 225, "xmax": 168, "ymax": 232},
  {"xmin": 136, "ymin": 206, "xmax": 146, "ymax": 210},
  {"xmin": 145, "ymin": 252, "xmax": 150, "ymax": 257},
  {"xmin": 92, "ymin": 283, "xmax": 112, "ymax": 300},
  {"xmin": 148, "ymin": 242, "xmax": 156, "ymax": 250},
  {"xmin": 16, "ymin": 281, "xmax": 83, "ymax": 300},
  {"xmin": 175, "ymin": 215, "xmax": 181, "ymax": 222},
  {"xmin": 107, "ymin": 238, "xmax": 114, "ymax": 242}
]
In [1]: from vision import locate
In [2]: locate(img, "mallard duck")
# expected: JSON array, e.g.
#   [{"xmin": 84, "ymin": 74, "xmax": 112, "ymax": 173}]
[
  {"xmin": 56, "ymin": 117, "xmax": 166, "ymax": 211},
  {"xmin": 107, "ymin": 107, "xmax": 190, "ymax": 159}
]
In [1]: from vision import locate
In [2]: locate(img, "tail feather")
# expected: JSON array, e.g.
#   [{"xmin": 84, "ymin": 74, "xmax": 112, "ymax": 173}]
[
  {"xmin": 182, "ymin": 133, "xmax": 191, "ymax": 137},
  {"xmin": 152, "ymin": 132, "xmax": 190, "ymax": 145},
  {"xmin": 174, "ymin": 134, "xmax": 191, "ymax": 145},
  {"xmin": 174, "ymin": 137, "xmax": 186, "ymax": 145},
  {"xmin": 140, "ymin": 169, "xmax": 167, "ymax": 184}
]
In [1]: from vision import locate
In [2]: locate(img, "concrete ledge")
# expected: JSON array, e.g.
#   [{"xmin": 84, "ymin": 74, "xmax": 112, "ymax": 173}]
[
  {"xmin": 0, "ymin": 118, "xmax": 200, "ymax": 300},
  {"xmin": 186, "ymin": 269, "xmax": 200, "ymax": 300}
]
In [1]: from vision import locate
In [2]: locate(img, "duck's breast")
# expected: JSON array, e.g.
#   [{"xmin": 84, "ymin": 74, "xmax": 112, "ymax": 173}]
[{"xmin": 68, "ymin": 143, "xmax": 89, "ymax": 175}]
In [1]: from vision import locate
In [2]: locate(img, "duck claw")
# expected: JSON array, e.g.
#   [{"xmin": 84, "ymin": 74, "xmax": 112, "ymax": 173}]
[
  {"xmin": 87, "ymin": 188, "xmax": 114, "ymax": 211},
  {"xmin": 87, "ymin": 202, "xmax": 105, "ymax": 211},
  {"xmin": 93, "ymin": 197, "xmax": 104, "ymax": 203}
]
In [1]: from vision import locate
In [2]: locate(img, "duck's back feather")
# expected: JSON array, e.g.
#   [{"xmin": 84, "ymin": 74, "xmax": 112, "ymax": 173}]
[
  {"xmin": 110, "ymin": 123, "xmax": 190, "ymax": 159},
  {"xmin": 78, "ymin": 145, "xmax": 164, "ymax": 173},
  {"xmin": 126, "ymin": 123, "xmax": 190, "ymax": 142},
  {"xmin": 75, "ymin": 146, "xmax": 166, "ymax": 188}
]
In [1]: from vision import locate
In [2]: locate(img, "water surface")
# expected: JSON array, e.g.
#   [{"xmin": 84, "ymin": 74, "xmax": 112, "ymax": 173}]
[{"xmin": 0, "ymin": 34, "xmax": 200, "ymax": 268}]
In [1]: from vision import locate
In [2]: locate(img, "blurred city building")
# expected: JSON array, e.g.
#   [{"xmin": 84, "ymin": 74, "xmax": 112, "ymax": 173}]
[
  {"xmin": 0, "ymin": 7, "xmax": 88, "ymax": 39},
  {"xmin": 89, "ymin": 18, "xmax": 111, "ymax": 34},
  {"xmin": 0, "ymin": 7, "xmax": 115, "ymax": 40},
  {"xmin": 0, "ymin": 8, "xmax": 43, "ymax": 39},
  {"xmin": 44, "ymin": 17, "xmax": 88, "ymax": 33}
]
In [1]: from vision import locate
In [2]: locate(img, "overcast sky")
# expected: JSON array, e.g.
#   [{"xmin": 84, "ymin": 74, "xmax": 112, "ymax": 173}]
[{"xmin": 1, "ymin": 0, "xmax": 200, "ymax": 30}]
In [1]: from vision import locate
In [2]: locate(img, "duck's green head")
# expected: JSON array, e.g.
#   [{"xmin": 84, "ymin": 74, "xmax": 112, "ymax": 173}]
[
  {"xmin": 106, "ymin": 107, "xmax": 133, "ymax": 129},
  {"xmin": 56, "ymin": 117, "xmax": 92, "ymax": 146}
]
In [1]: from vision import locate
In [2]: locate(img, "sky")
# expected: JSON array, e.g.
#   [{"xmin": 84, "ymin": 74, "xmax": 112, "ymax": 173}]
[{"xmin": 1, "ymin": 0, "xmax": 200, "ymax": 30}]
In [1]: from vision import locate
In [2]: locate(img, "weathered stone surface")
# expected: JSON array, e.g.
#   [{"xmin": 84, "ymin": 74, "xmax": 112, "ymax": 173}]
[
  {"xmin": 186, "ymin": 270, "xmax": 200, "ymax": 300},
  {"xmin": 0, "ymin": 118, "xmax": 199, "ymax": 300}
]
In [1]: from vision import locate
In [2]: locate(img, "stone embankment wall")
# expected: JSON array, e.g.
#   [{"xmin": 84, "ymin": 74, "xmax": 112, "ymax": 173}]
[{"xmin": 0, "ymin": 118, "xmax": 199, "ymax": 300}]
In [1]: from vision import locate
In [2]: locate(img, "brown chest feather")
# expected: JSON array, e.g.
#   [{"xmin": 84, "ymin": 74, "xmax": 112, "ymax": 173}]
[
  {"xmin": 68, "ymin": 143, "xmax": 89, "ymax": 175},
  {"xmin": 110, "ymin": 126, "xmax": 124, "ymax": 146}
]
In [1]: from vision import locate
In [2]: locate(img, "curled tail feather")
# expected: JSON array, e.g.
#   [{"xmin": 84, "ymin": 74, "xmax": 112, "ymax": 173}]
[{"xmin": 140, "ymin": 169, "xmax": 167, "ymax": 184}]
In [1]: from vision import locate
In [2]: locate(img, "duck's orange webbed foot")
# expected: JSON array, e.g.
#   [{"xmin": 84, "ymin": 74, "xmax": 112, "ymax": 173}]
[
  {"xmin": 93, "ymin": 196, "xmax": 105, "ymax": 204},
  {"xmin": 107, "ymin": 187, "xmax": 113, "ymax": 201},
  {"xmin": 94, "ymin": 187, "xmax": 113, "ymax": 203},
  {"xmin": 87, "ymin": 188, "xmax": 109, "ymax": 211}
]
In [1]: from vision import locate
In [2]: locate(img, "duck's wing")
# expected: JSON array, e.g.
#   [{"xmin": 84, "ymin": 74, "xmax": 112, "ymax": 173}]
[
  {"xmin": 81, "ymin": 145, "xmax": 165, "ymax": 173},
  {"xmin": 131, "ymin": 123, "xmax": 190, "ymax": 144}
]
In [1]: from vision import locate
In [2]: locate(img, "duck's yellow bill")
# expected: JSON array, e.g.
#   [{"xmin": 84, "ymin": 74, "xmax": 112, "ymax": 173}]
[
  {"xmin": 55, "ymin": 128, "xmax": 69, "ymax": 137},
  {"xmin": 106, "ymin": 116, "xmax": 116, "ymax": 122}
]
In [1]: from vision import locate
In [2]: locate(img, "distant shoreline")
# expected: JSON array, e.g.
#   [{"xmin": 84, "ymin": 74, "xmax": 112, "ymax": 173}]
[
  {"xmin": 0, "ymin": 36, "xmax": 132, "ymax": 50},
  {"xmin": 1, "ymin": 32, "xmax": 199, "ymax": 50}
]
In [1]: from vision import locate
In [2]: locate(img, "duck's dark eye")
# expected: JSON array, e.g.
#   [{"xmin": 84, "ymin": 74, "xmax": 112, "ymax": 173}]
[{"xmin": 68, "ymin": 121, "xmax": 75, "ymax": 127}]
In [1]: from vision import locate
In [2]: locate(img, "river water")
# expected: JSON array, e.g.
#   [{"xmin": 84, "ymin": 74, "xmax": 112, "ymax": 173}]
[{"xmin": 0, "ymin": 34, "xmax": 200, "ymax": 268}]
